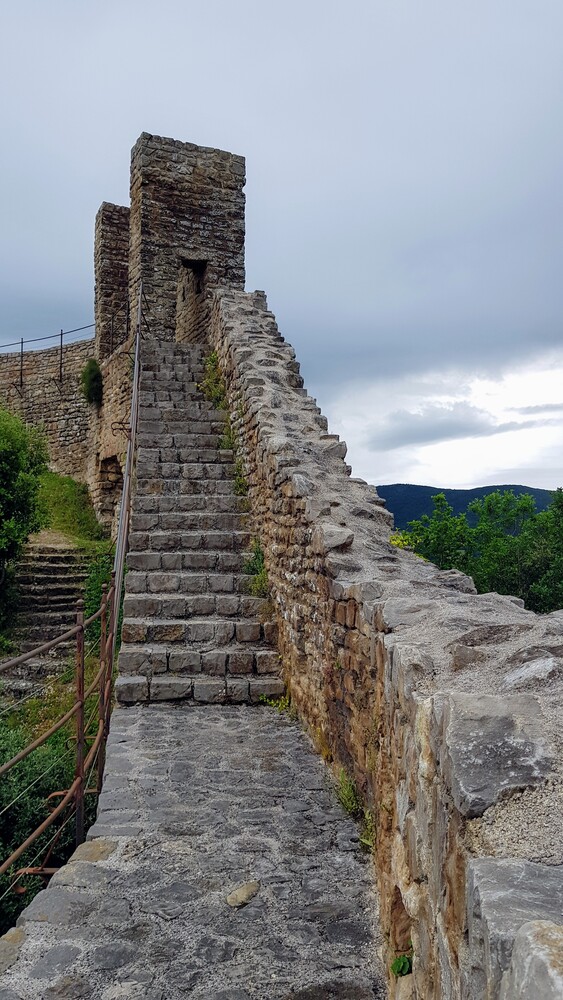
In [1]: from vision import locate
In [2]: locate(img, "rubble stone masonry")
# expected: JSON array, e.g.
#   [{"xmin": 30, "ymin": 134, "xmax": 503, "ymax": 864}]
[
  {"xmin": 208, "ymin": 287, "xmax": 563, "ymax": 1000},
  {"xmin": 0, "ymin": 339, "xmax": 93, "ymax": 479}
]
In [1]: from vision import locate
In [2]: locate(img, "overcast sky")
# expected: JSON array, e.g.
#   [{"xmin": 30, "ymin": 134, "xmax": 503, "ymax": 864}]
[{"xmin": 1, "ymin": 0, "xmax": 562, "ymax": 490}]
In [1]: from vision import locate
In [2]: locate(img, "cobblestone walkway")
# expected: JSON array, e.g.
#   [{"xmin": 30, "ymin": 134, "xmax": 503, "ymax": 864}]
[{"xmin": 2, "ymin": 705, "xmax": 387, "ymax": 999}]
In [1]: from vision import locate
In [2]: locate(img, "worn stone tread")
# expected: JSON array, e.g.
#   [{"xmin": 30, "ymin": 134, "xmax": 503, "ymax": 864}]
[{"xmin": 2, "ymin": 705, "xmax": 387, "ymax": 1000}]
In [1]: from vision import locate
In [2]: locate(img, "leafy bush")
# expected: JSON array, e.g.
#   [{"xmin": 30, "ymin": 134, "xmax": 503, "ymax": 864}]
[
  {"xmin": 80, "ymin": 358, "xmax": 103, "ymax": 406},
  {"xmin": 0, "ymin": 409, "xmax": 48, "ymax": 569},
  {"xmin": 399, "ymin": 488, "xmax": 563, "ymax": 612},
  {"xmin": 391, "ymin": 951, "xmax": 413, "ymax": 977}
]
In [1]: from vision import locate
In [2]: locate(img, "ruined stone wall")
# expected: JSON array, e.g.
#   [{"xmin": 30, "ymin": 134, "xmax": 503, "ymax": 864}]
[
  {"xmin": 209, "ymin": 288, "xmax": 563, "ymax": 1000},
  {"xmin": 128, "ymin": 133, "xmax": 245, "ymax": 343},
  {"xmin": 94, "ymin": 202, "xmax": 130, "ymax": 360},
  {"xmin": 0, "ymin": 339, "xmax": 94, "ymax": 480}
]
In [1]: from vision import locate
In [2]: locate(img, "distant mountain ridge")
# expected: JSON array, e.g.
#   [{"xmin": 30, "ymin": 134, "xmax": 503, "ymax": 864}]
[{"xmin": 376, "ymin": 483, "xmax": 554, "ymax": 530}]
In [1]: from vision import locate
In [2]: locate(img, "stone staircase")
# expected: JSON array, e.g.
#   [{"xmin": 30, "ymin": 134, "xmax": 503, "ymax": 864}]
[
  {"xmin": 1, "ymin": 539, "xmax": 90, "ymax": 696},
  {"xmin": 116, "ymin": 340, "xmax": 284, "ymax": 705}
]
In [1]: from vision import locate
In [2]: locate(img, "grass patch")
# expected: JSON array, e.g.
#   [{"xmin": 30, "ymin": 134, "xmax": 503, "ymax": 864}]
[
  {"xmin": 243, "ymin": 540, "xmax": 269, "ymax": 598},
  {"xmin": 0, "ymin": 656, "xmax": 101, "ymax": 932},
  {"xmin": 336, "ymin": 769, "xmax": 362, "ymax": 818},
  {"xmin": 39, "ymin": 472, "xmax": 108, "ymax": 546},
  {"xmin": 198, "ymin": 351, "xmax": 227, "ymax": 410}
]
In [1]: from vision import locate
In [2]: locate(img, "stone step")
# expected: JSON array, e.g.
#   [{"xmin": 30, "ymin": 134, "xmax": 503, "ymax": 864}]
[
  {"xmin": 137, "ymin": 447, "xmax": 233, "ymax": 465},
  {"xmin": 13, "ymin": 609, "xmax": 80, "ymax": 627},
  {"xmin": 137, "ymin": 402, "xmax": 225, "ymax": 418},
  {"xmin": 130, "ymin": 511, "xmax": 245, "ymax": 532},
  {"xmin": 128, "ymin": 529, "xmax": 251, "ymax": 553},
  {"xmin": 122, "ymin": 593, "xmax": 267, "ymax": 620},
  {"xmin": 126, "ymin": 549, "xmax": 244, "ymax": 573},
  {"xmin": 136, "ymin": 443, "xmax": 229, "ymax": 466},
  {"xmin": 116, "ymin": 674, "xmax": 284, "ymax": 705},
  {"xmin": 16, "ymin": 573, "xmax": 87, "ymax": 588},
  {"xmin": 121, "ymin": 617, "xmax": 274, "ymax": 648},
  {"xmin": 18, "ymin": 553, "xmax": 88, "ymax": 569},
  {"xmin": 135, "ymin": 477, "xmax": 237, "ymax": 497},
  {"xmin": 118, "ymin": 642, "xmax": 279, "ymax": 677},
  {"xmin": 125, "ymin": 570, "xmax": 253, "ymax": 595},
  {"xmin": 138, "ymin": 408, "xmax": 226, "ymax": 430},
  {"xmin": 135, "ymin": 461, "xmax": 235, "ymax": 481},
  {"xmin": 19, "ymin": 592, "xmax": 83, "ymax": 608},
  {"xmin": 134, "ymin": 494, "xmax": 247, "ymax": 514}
]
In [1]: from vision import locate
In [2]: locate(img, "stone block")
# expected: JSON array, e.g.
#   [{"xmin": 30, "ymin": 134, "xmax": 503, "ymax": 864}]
[
  {"xmin": 150, "ymin": 677, "xmax": 193, "ymax": 701},
  {"xmin": 255, "ymin": 650, "xmax": 280, "ymax": 675},
  {"xmin": 441, "ymin": 693, "xmax": 552, "ymax": 818},
  {"xmin": 201, "ymin": 650, "xmax": 227, "ymax": 676},
  {"xmin": 115, "ymin": 676, "xmax": 149, "ymax": 703},
  {"xmin": 226, "ymin": 678, "xmax": 250, "ymax": 702},
  {"xmin": 168, "ymin": 649, "xmax": 201, "ymax": 673},
  {"xmin": 193, "ymin": 678, "xmax": 226, "ymax": 703},
  {"xmin": 235, "ymin": 622, "xmax": 260, "ymax": 643},
  {"xmin": 228, "ymin": 651, "xmax": 254, "ymax": 675},
  {"xmin": 249, "ymin": 678, "xmax": 286, "ymax": 703},
  {"xmin": 467, "ymin": 858, "xmax": 563, "ymax": 997},
  {"xmin": 499, "ymin": 921, "xmax": 563, "ymax": 999}
]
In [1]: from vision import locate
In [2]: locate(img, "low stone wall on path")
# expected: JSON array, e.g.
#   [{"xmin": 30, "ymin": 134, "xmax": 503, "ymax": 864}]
[{"xmin": 209, "ymin": 287, "xmax": 563, "ymax": 1000}]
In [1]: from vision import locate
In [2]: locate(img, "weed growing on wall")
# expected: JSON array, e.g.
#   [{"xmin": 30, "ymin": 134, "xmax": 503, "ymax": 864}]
[
  {"xmin": 391, "ymin": 946, "xmax": 413, "ymax": 977},
  {"xmin": 80, "ymin": 358, "xmax": 103, "ymax": 406},
  {"xmin": 198, "ymin": 351, "xmax": 227, "ymax": 410},
  {"xmin": 233, "ymin": 458, "xmax": 248, "ymax": 497},
  {"xmin": 337, "ymin": 769, "xmax": 362, "ymax": 818},
  {"xmin": 243, "ymin": 540, "xmax": 269, "ymax": 597}
]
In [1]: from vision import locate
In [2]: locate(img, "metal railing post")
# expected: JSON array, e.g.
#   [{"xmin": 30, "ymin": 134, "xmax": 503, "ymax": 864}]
[
  {"xmin": 59, "ymin": 328, "xmax": 63, "ymax": 382},
  {"xmin": 97, "ymin": 584, "xmax": 108, "ymax": 793},
  {"xmin": 19, "ymin": 338, "xmax": 23, "ymax": 390},
  {"xmin": 74, "ymin": 600, "xmax": 85, "ymax": 847}
]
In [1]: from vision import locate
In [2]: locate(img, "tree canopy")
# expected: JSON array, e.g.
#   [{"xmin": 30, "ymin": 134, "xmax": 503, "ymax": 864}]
[{"xmin": 392, "ymin": 488, "xmax": 563, "ymax": 613}]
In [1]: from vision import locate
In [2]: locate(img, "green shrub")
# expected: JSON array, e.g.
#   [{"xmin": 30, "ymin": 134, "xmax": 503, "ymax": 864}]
[
  {"xmin": 391, "ymin": 949, "xmax": 413, "ymax": 977},
  {"xmin": 80, "ymin": 358, "xmax": 103, "ymax": 406},
  {"xmin": 336, "ymin": 769, "xmax": 362, "ymax": 818},
  {"xmin": 243, "ymin": 540, "xmax": 269, "ymax": 597},
  {"xmin": 198, "ymin": 351, "xmax": 226, "ymax": 410}
]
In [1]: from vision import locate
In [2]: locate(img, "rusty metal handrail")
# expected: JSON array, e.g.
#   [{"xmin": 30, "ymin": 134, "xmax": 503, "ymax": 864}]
[{"xmin": 0, "ymin": 283, "xmax": 145, "ymax": 883}]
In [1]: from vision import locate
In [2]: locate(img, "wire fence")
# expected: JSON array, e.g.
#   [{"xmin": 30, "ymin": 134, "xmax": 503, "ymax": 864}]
[{"xmin": 0, "ymin": 284, "xmax": 144, "ymax": 899}]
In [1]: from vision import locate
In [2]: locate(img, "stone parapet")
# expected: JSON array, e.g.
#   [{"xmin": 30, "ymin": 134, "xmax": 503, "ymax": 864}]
[{"xmin": 208, "ymin": 287, "xmax": 563, "ymax": 999}]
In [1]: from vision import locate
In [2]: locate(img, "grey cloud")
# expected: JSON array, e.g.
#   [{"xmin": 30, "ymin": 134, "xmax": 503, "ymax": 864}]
[
  {"xmin": 511, "ymin": 403, "xmax": 563, "ymax": 415},
  {"xmin": 367, "ymin": 403, "xmax": 549, "ymax": 451}
]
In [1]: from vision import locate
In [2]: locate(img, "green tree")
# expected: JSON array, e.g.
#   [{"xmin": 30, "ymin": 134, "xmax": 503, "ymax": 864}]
[
  {"xmin": 0, "ymin": 408, "xmax": 48, "ymax": 582},
  {"xmin": 402, "ymin": 493, "xmax": 471, "ymax": 573},
  {"xmin": 399, "ymin": 488, "xmax": 563, "ymax": 612}
]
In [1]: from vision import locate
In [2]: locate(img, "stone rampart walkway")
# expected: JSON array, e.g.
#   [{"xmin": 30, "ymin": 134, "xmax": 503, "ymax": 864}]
[{"xmin": 1, "ymin": 705, "xmax": 387, "ymax": 999}]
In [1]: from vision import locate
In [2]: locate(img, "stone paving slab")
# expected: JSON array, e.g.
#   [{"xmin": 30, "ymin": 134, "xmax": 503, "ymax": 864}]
[{"xmin": 0, "ymin": 705, "xmax": 387, "ymax": 999}]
